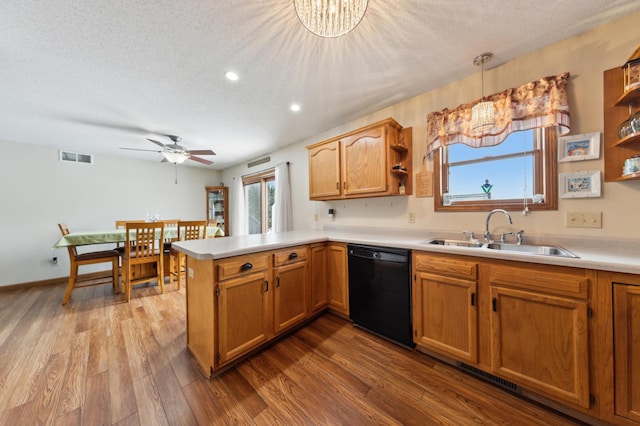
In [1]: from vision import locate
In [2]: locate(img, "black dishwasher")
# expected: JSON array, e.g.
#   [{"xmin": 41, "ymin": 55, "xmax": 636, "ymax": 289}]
[{"xmin": 348, "ymin": 244, "xmax": 415, "ymax": 349}]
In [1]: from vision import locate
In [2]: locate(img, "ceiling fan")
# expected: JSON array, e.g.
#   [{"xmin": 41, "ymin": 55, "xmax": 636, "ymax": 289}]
[{"xmin": 120, "ymin": 134, "xmax": 216, "ymax": 165}]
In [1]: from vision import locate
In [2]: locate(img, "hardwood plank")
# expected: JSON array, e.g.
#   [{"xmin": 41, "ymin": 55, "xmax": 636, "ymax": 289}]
[
  {"xmin": 108, "ymin": 322, "xmax": 137, "ymax": 423},
  {"xmin": 84, "ymin": 370, "xmax": 111, "ymax": 424},
  {"xmin": 24, "ymin": 350, "xmax": 70, "ymax": 425},
  {"xmin": 153, "ymin": 362, "xmax": 197, "ymax": 425},
  {"xmin": 53, "ymin": 406, "xmax": 82, "ymax": 426},
  {"xmin": 121, "ymin": 317, "xmax": 151, "ymax": 381},
  {"xmin": 56, "ymin": 330, "xmax": 90, "ymax": 416},
  {"xmin": 132, "ymin": 374, "xmax": 168, "ymax": 426},
  {"xmin": 215, "ymin": 368, "xmax": 268, "ymax": 420}
]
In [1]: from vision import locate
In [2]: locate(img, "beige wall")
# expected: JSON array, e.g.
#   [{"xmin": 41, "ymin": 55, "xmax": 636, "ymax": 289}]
[{"xmin": 223, "ymin": 11, "xmax": 640, "ymax": 240}]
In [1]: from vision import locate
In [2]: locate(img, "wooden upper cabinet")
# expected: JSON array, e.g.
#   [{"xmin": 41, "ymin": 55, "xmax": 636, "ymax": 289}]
[
  {"xmin": 341, "ymin": 125, "xmax": 388, "ymax": 196},
  {"xmin": 307, "ymin": 118, "xmax": 412, "ymax": 200},
  {"xmin": 308, "ymin": 140, "xmax": 341, "ymax": 199}
]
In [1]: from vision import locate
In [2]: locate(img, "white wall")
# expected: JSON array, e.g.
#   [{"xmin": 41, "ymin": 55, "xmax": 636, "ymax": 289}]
[
  {"xmin": 0, "ymin": 140, "xmax": 222, "ymax": 286},
  {"xmin": 223, "ymin": 12, "xmax": 640, "ymax": 241}
]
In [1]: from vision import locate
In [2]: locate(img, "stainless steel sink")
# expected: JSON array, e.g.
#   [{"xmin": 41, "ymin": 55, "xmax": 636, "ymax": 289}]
[
  {"xmin": 486, "ymin": 243, "xmax": 578, "ymax": 258},
  {"xmin": 419, "ymin": 239, "xmax": 579, "ymax": 258},
  {"xmin": 420, "ymin": 239, "xmax": 484, "ymax": 248}
]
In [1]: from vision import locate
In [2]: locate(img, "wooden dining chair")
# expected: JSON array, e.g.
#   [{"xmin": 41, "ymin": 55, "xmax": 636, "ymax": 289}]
[
  {"xmin": 122, "ymin": 221, "xmax": 165, "ymax": 302},
  {"xmin": 115, "ymin": 220, "xmax": 145, "ymax": 253},
  {"xmin": 169, "ymin": 220, "xmax": 207, "ymax": 289},
  {"xmin": 206, "ymin": 219, "xmax": 218, "ymax": 239},
  {"xmin": 58, "ymin": 223, "xmax": 120, "ymax": 305}
]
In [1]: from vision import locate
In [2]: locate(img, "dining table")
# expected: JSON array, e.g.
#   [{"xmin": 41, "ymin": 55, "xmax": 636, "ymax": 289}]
[{"xmin": 53, "ymin": 226, "xmax": 224, "ymax": 248}]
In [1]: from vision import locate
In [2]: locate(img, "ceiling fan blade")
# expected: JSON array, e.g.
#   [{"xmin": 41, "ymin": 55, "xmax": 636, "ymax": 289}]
[
  {"xmin": 120, "ymin": 147, "xmax": 162, "ymax": 152},
  {"xmin": 189, "ymin": 156, "xmax": 214, "ymax": 165},
  {"xmin": 186, "ymin": 149, "xmax": 216, "ymax": 156},
  {"xmin": 147, "ymin": 138, "xmax": 169, "ymax": 149}
]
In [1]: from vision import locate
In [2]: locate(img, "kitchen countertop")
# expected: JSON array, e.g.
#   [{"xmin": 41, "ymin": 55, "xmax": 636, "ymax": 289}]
[{"xmin": 172, "ymin": 225, "xmax": 640, "ymax": 275}]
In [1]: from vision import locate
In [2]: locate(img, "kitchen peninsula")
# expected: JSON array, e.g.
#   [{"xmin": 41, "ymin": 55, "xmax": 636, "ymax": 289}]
[{"xmin": 173, "ymin": 227, "xmax": 640, "ymax": 425}]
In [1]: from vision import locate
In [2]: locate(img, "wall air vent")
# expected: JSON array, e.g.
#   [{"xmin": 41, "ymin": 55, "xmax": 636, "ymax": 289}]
[
  {"xmin": 59, "ymin": 150, "xmax": 94, "ymax": 164},
  {"xmin": 247, "ymin": 156, "xmax": 270, "ymax": 168}
]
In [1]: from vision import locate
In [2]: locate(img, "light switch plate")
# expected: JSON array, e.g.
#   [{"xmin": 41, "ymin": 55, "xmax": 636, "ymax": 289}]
[
  {"xmin": 188, "ymin": 267, "xmax": 195, "ymax": 278},
  {"xmin": 566, "ymin": 211, "xmax": 602, "ymax": 228}
]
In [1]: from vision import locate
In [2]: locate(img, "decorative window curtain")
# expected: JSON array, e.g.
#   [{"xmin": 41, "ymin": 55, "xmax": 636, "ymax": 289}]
[
  {"xmin": 426, "ymin": 72, "xmax": 570, "ymax": 153},
  {"xmin": 231, "ymin": 177, "xmax": 247, "ymax": 236},
  {"xmin": 272, "ymin": 162, "xmax": 293, "ymax": 232}
]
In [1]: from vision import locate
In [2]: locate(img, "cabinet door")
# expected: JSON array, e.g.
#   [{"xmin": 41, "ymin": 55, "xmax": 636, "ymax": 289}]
[
  {"xmin": 327, "ymin": 243, "xmax": 349, "ymax": 316},
  {"xmin": 308, "ymin": 140, "xmax": 341, "ymax": 199},
  {"xmin": 614, "ymin": 283, "xmax": 640, "ymax": 422},
  {"xmin": 414, "ymin": 272, "xmax": 478, "ymax": 363},
  {"xmin": 310, "ymin": 244, "xmax": 328, "ymax": 313},
  {"xmin": 217, "ymin": 271, "xmax": 270, "ymax": 365},
  {"xmin": 490, "ymin": 286, "xmax": 590, "ymax": 409},
  {"xmin": 341, "ymin": 126, "xmax": 388, "ymax": 196},
  {"xmin": 274, "ymin": 261, "xmax": 309, "ymax": 334},
  {"xmin": 206, "ymin": 186, "xmax": 228, "ymax": 236}
]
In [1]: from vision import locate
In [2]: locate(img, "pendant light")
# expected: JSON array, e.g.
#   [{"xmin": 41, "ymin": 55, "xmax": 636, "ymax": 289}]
[
  {"xmin": 471, "ymin": 53, "xmax": 495, "ymax": 130},
  {"xmin": 294, "ymin": 0, "xmax": 368, "ymax": 38}
]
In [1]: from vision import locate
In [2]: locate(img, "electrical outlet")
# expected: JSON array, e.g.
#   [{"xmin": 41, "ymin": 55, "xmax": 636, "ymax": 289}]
[
  {"xmin": 408, "ymin": 212, "xmax": 416, "ymax": 223},
  {"xmin": 188, "ymin": 268, "xmax": 195, "ymax": 279},
  {"xmin": 566, "ymin": 211, "xmax": 602, "ymax": 228},
  {"xmin": 314, "ymin": 213, "xmax": 318, "ymax": 221}
]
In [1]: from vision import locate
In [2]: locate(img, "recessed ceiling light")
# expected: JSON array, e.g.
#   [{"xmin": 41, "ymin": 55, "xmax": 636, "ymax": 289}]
[
  {"xmin": 290, "ymin": 103, "xmax": 301, "ymax": 112},
  {"xmin": 225, "ymin": 71, "xmax": 239, "ymax": 81}
]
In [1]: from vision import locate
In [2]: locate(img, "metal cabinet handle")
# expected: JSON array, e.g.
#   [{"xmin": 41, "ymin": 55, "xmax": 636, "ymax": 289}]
[
  {"xmin": 264, "ymin": 280, "xmax": 269, "ymax": 292},
  {"xmin": 492, "ymin": 297, "xmax": 497, "ymax": 312},
  {"xmin": 471, "ymin": 292, "xmax": 476, "ymax": 306},
  {"xmin": 276, "ymin": 277, "xmax": 280, "ymax": 287},
  {"xmin": 241, "ymin": 262, "xmax": 253, "ymax": 271},
  {"xmin": 289, "ymin": 252, "xmax": 298, "ymax": 260}
]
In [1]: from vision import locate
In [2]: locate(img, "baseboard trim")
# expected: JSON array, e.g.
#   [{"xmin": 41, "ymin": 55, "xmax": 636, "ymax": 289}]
[{"xmin": 0, "ymin": 271, "xmax": 110, "ymax": 292}]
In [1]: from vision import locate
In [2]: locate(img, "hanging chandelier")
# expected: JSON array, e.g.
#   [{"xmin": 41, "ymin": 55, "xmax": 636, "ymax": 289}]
[
  {"xmin": 471, "ymin": 53, "xmax": 495, "ymax": 131},
  {"xmin": 293, "ymin": 0, "xmax": 368, "ymax": 38}
]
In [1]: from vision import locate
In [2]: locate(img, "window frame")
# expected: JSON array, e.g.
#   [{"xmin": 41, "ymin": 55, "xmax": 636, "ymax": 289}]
[
  {"xmin": 433, "ymin": 127, "xmax": 558, "ymax": 212},
  {"xmin": 243, "ymin": 169, "xmax": 275, "ymax": 234}
]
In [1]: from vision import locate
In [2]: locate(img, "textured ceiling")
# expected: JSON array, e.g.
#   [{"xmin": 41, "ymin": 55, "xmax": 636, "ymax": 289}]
[{"xmin": 2, "ymin": 0, "xmax": 640, "ymax": 169}]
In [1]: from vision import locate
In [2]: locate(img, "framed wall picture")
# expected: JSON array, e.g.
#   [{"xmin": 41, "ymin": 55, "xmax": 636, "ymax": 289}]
[
  {"xmin": 558, "ymin": 132, "xmax": 600, "ymax": 162},
  {"xmin": 559, "ymin": 171, "xmax": 601, "ymax": 198}
]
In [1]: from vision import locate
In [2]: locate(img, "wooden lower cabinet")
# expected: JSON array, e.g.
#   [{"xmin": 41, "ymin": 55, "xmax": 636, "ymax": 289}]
[
  {"xmin": 218, "ymin": 270, "xmax": 270, "ymax": 364},
  {"xmin": 327, "ymin": 242, "xmax": 349, "ymax": 316},
  {"xmin": 490, "ymin": 286, "xmax": 590, "ymax": 408},
  {"xmin": 273, "ymin": 246, "xmax": 309, "ymax": 334},
  {"xmin": 310, "ymin": 243, "xmax": 329, "ymax": 313},
  {"xmin": 489, "ymin": 264, "xmax": 592, "ymax": 410},
  {"xmin": 614, "ymin": 281, "xmax": 640, "ymax": 423},
  {"xmin": 187, "ymin": 245, "xmax": 318, "ymax": 376},
  {"xmin": 413, "ymin": 252, "xmax": 478, "ymax": 363}
]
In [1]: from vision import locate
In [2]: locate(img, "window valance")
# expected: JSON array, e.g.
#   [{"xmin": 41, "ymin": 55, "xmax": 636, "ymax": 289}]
[{"xmin": 426, "ymin": 72, "xmax": 571, "ymax": 153}]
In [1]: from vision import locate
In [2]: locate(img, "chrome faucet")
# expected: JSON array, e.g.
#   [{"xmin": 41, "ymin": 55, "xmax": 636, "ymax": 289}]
[{"xmin": 484, "ymin": 209, "xmax": 512, "ymax": 241}]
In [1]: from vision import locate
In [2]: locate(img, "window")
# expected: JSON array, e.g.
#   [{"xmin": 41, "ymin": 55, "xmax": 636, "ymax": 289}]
[
  {"xmin": 434, "ymin": 127, "xmax": 557, "ymax": 212},
  {"xmin": 243, "ymin": 169, "xmax": 276, "ymax": 234}
]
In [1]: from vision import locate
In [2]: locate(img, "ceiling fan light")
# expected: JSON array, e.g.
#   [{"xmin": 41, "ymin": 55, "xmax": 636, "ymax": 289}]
[
  {"xmin": 294, "ymin": 0, "xmax": 368, "ymax": 38},
  {"xmin": 163, "ymin": 152, "xmax": 188, "ymax": 164}
]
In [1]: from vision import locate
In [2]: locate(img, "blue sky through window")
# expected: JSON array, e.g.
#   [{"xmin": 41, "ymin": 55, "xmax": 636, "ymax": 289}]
[{"xmin": 447, "ymin": 130, "xmax": 535, "ymax": 200}]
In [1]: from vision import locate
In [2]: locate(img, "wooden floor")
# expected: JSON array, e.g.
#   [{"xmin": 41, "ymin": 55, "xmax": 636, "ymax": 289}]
[{"xmin": 0, "ymin": 281, "xmax": 586, "ymax": 425}]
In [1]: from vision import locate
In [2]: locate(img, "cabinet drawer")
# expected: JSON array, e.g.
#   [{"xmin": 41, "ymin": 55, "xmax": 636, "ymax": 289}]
[
  {"xmin": 217, "ymin": 253, "xmax": 269, "ymax": 281},
  {"xmin": 273, "ymin": 246, "xmax": 309, "ymax": 266},
  {"xmin": 489, "ymin": 264, "xmax": 589, "ymax": 299},
  {"xmin": 414, "ymin": 252, "xmax": 477, "ymax": 280}
]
